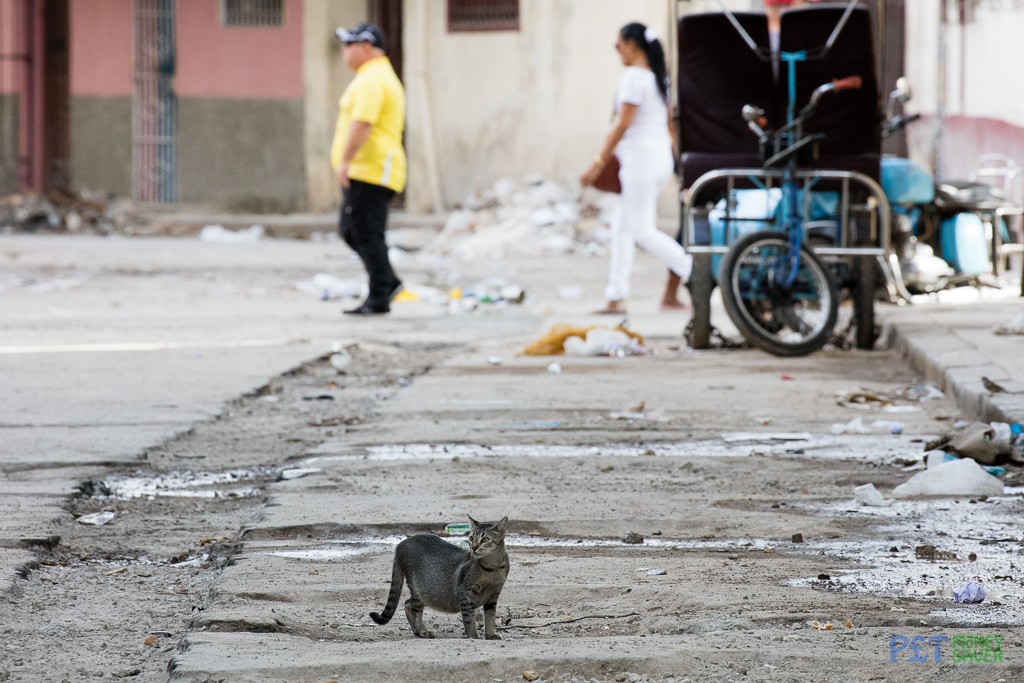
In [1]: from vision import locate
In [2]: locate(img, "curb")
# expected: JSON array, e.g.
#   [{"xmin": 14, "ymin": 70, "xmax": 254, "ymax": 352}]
[{"xmin": 884, "ymin": 318, "xmax": 1024, "ymax": 424}]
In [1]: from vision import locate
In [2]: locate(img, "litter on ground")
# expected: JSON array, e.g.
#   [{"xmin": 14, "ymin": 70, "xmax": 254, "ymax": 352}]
[
  {"xmin": 891, "ymin": 457, "xmax": 1004, "ymax": 498},
  {"xmin": 523, "ymin": 323, "xmax": 644, "ymax": 356}
]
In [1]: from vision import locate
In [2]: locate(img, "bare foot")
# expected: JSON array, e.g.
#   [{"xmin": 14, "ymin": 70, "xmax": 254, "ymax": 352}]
[
  {"xmin": 592, "ymin": 300, "xmax": 626, "ymax": 315},
  {"xmin": 660, "ymin": 300, "xmax": 693, "ymax": 312}
]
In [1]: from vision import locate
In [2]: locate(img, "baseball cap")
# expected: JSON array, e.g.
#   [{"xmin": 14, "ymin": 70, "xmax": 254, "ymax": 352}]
[{"xmin": 335, "ymin": 22, "xmax": 386, "ymax": 50}]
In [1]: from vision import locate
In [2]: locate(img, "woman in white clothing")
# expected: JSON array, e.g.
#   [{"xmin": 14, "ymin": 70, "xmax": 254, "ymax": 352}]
[{"xmin": 581, "ymin": 22, "xmax": 692, "ymax": 315}]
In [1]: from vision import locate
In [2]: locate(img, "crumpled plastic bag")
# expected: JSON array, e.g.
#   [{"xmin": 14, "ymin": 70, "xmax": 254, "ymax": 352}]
[
  {"xmin": 564, "ymin": 328, "xmax": 646, "ymax": 357},
  {"xmin": 953, "ymin": 580, "xmax": 986, "ymax": 604},
  {"xmin": 891, "ymin": 457, "xmax": 1004, "ymax": 498},
  {"xmin": 853, "ymin": 483, "xmax": 891, "ymax": 507},
  {"xmin": 925, "ymin": 421, "xmax": 1012, "ymax": 466}
]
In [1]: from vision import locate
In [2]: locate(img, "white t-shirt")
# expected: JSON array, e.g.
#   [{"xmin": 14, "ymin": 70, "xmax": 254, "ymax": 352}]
[{"xmin": 615, "ymin": 66, "xmax": 669, "ymax": 145}]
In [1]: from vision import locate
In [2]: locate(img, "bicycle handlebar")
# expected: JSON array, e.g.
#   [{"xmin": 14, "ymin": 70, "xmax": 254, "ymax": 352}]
[
  {"xmin": 803, "ymin": 74, "xmax": 862, "ymax": 116},
  {"xmin": 831, "ymin": 75, "xmax": 862, "ymax": 92},
  {"xmin": 742, "ymin": 74, "xmax": 863, "ymax": 168},
  {"xmin": 881, "ymin": 112, "xmax": 922, "ymax": 138}
]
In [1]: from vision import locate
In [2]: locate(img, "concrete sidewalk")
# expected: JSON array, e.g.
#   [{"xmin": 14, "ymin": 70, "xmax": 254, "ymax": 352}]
[{"xmin": 882, "ymin": 293, "xmax": 1024, "ymax": 424}]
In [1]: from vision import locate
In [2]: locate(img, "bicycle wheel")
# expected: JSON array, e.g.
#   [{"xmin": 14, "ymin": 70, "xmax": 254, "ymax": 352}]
[{"xmin": 718, "ymin": 231, "xmax": 839, "ymax": 356}]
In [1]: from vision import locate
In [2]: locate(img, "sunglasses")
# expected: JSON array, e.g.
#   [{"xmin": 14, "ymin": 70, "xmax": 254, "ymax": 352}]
[{"xmin": 337, "ymin": 29, "xmax": 377, "ymax": 44}]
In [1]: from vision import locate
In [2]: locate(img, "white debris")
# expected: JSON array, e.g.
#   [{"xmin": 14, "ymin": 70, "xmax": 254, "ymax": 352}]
[
  {"xmin": 882, "ymin": 405, "xmax": 922, "ymax": 413},
  {"xmin": 721, "ymin": 432, "xmax": 811, "ymax": 443},
  {"xmin": 422, "ymin": 175, "xmax": 615, "ymax": 261},
  {"xmin": 903, "ymin": 383, "xmax": 945, "ymax": 402},
  {"xmin": 78, "ymin": 511, "xmax": 116, "ymax": 526},
  {"xmin": 172, "ymin": 554, "xmax": 210, "ymax": 568},
  {"xmin": 831, "ymin": 417, "xmax": 871, "ymax": 435},
  {"xmin": 925, "ymin": 450, "xmax": 957, "ymax": 469},
  {"xmin": 329, "ymin": 351, "xmax": 352, "ymax": 371},
  {"xmin": 994, "ymin": 312, "xmax": 1024, "ymax": 335},
  {"xmin": 296, "ymin": 274, "xmax": 365, "ymax": 300},
  {"xmin": 198, "ymin": 224, "xmax": 264, "ymax": 242},
  {"xmin": 891, "ymin": 457, "xmax": 1004, "ymax": 498},
  {"xmin": 280, "ymin": 468, "xmax": 322, "ymax": 480},
  {"xmin": 564, "ymin": 328, "xmax": 646, "ymax": 357},
  {"xmin": 853, "ymin": 483, "xmax": 891, "ymax": 507},
  {"xmin": 547, "ymin": 362, "xmax": 562, "ymax": 375},
  {"xmin": 953, "ymin": 580, "xmax": 987, "ymax": 604}
]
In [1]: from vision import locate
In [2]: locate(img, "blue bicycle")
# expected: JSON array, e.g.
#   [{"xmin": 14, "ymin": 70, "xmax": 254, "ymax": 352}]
[
  {"xmin": 678, "ymin": 2, "xmax": 888, "ymax": 356},
  {"xmin": 716, "ymin": 54, "xmax": 863, "ymax": 356}
]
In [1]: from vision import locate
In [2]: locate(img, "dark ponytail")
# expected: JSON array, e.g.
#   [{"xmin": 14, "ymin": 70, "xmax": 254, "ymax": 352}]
[{"xmin": 620, "ymin": 22, "xmax": 670, "ymax": 103}]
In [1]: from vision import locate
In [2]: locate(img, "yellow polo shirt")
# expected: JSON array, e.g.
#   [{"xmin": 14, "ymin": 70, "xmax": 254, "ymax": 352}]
[{"xmin": 331, "ymin": 56, "xmax": 407, "ymax": 193}]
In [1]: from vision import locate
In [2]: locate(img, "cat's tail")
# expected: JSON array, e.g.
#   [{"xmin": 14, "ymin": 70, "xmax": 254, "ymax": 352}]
[{"xmin": 369, "ymin": 558, "xmax": 404, "ymax": 625}]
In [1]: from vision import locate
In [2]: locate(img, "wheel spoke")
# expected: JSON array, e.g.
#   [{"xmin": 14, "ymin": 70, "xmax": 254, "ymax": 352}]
[{"xmin": 718, "ymin": 232, "xmax": 839, "ymax": 356}]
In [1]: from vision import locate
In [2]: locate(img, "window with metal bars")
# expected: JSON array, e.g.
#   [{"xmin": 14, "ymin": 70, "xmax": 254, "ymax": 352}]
[
  {"xmin": 221, "ymin": 0, "xmax": 284, "ymax": 27},
  {"xmin": 448, "ymin": 0, "xmax": 519, "ymax": 32}
]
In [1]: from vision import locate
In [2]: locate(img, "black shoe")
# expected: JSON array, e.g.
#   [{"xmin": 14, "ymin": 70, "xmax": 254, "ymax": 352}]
[{"xmin": 344, "ymin": 302, "xmax": 389, "ymax": 315}]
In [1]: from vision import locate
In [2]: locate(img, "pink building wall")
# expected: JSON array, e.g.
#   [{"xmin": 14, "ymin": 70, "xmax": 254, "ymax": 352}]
[
  {"xmin": 66, "ymin": 0, "xmax": 304, "ymax": 99},
  {"xmin": 175, "ymin": 0, "xmax": 304, "ymax": 99},
  {"xmin": 69, "ymin": 0, "xmax": 133, "ymax": 96},
  {"xmin": 0, "ymin": 0, "xmax": 27, "ymax": 94},
  {"xmin": 944, "ymin": 116, "xmax": 1024, "ymax": 190}
]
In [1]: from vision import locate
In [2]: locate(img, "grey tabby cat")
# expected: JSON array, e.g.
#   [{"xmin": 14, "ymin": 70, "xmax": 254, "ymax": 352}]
[{"xmin": 370, "ymin": 515, "xmax": 510, "ymax": 639}]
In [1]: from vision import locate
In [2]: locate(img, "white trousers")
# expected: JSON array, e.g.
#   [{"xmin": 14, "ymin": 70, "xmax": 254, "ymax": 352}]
[{"xmin": 604, "ymin": 146, "xmax": 693, "ymax": 302}]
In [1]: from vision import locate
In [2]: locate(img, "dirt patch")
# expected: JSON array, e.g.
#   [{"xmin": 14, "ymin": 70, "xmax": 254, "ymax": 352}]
[
  {"xmin": 4, "ymin": 343, "xmax": 1023, "ymax": 682},
  {"xmin": 0, "ymin": 343, "xmax": 452, "ymax": 682}
]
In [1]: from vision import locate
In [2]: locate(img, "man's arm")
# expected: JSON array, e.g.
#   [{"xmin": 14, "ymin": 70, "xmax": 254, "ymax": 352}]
[{"xmin": 336, "ymin": 120, "xmax": 373, "ymax": 189}]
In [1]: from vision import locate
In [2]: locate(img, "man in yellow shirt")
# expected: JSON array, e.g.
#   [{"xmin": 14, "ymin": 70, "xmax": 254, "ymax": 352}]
[{"xmin": 332, "ymin": 23, "xmax": 407, "ymax": 315}]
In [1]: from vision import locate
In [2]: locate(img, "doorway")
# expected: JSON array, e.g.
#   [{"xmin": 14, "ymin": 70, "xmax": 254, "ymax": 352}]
[
  {"xmin": 0, "ymin": 0, "xmax": 69, "ymax": 193},
  {"xmin": 371, "ymin": 0, "xmax": 403, "ymax": 82}
]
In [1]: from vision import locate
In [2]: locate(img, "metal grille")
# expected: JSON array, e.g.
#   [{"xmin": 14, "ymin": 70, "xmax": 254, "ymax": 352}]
[
  {"xmin": 448, "ymin": 0, "xmax": 519, "ymax": 32},
  {"xmin": 221, "ymin": 0, "xmax": 283, "ymax": 27},
  {"xmin": 133, "ymin": 0, "xmax": 178, "ymax": 203}
]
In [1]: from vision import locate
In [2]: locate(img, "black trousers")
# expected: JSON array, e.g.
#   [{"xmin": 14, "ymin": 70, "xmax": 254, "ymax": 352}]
[{"xmin": 339, "ymin": 179, "xmax": 399, "ymax": 305}]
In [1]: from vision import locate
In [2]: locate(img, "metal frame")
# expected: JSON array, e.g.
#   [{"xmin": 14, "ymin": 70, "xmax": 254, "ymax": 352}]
[
  {"xmin": 682, "ymin": 168, "xmax": 891, "ymax": 257},
  {"xmin": 680, "ymin": 167, "xmax": 929, "ymax": 306},
  {"xmin": 970, "ymin": 154, "xmax": 1024, "ymax": 282}
]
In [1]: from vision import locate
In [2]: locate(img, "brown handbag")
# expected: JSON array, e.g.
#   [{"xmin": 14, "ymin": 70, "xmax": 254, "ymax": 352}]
[{"xmin": 592, "ymin": 156, "xmax": 621, "ymax": 194}]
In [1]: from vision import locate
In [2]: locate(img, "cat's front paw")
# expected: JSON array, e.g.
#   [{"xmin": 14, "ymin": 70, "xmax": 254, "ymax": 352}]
[
  {"xmin": 417, "ymin": 630, "xmax": 435, "ymax": 639},
  {"xmin": 485, "ymin": 634, "xmax": 502, "ymax": 640}
]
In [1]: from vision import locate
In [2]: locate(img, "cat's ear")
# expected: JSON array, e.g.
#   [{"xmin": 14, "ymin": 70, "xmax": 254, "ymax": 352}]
[
  {"xmin": 467, "ymin": 514, "xmax": 479, "ymax": 528},
  {"xmin": 494, "ymin": 516, "xmax": 508, "ymax": 533}
]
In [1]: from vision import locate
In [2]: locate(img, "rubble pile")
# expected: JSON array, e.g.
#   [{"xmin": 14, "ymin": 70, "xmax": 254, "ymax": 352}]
[
  {"xmin": 422, "ymin": 175, "xmax": 618, "ymax": 261},
  {"xmin": 0, "ymin": 191, "xmax": 136, "ymax": 235}
]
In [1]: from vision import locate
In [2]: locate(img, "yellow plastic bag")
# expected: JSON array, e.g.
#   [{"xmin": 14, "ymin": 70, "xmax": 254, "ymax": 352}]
[{"xmin": 521, "ymin": 323, "xmax": 644, "ymax": 356}]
